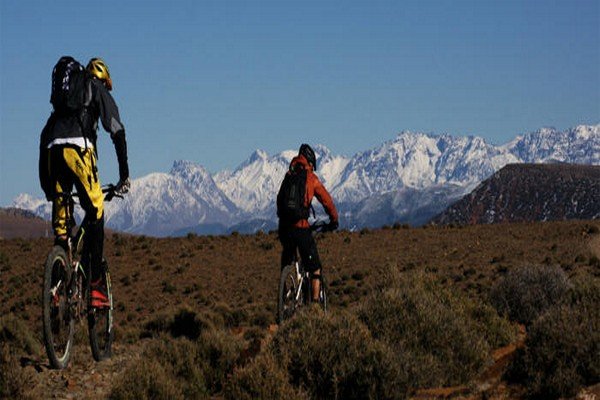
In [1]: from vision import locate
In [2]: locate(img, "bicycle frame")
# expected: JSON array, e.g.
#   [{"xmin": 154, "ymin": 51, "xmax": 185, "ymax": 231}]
[
  {"xmin": 292, "ymin": 261, "xmax": 308, "ymax": 303},
  {"xmin": 53, "ymin": 193, "xmax": 103, "ymax": 325}
]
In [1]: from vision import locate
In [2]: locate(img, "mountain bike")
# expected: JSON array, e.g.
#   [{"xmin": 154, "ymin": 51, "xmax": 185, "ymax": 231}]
[
  {"xmin": 42, "ymin": 184, "xmax": 122, "ymax": 369},
  {"xmin": 277, "ymin": 221, "xmax": 334, "ymax": 324}
]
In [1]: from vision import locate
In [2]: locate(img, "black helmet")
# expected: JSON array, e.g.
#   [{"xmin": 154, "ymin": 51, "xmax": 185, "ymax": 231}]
[{"xmin": 299, "ymin": 143, "xmax": 317, "ymax": 170}]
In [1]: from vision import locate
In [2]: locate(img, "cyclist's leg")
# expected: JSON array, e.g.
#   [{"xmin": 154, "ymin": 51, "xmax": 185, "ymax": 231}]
[
  {"xmin": 63, "ymin": 147, "xmax": 104, "ymax": 282},
  {"xmin": 295, "ymin": 229, "xmax": 322, "ymax": 301},
  {"xmin": 278, "ymin": 224, "xmax": 296, "ymax": 269},
  {"xmin": 50, "ymin": 146, "xmax": 74, "ymax": 245}
]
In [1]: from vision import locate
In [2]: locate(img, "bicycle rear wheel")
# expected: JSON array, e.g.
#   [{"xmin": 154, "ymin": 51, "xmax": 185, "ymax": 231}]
[
  {"xmin": 88, "ymin": 264, "xmax": 113, "ymax": 361},
  {"xmin": 278, "ymin": 264, "xmax": 303, "ymax": 324},
  {"xmin": 42, "ymin": 246, "xmax": 74, "ymax": 369},
  {"xmin": 319, "ymin": 275, "xmax": 328, "ymax": 312}
]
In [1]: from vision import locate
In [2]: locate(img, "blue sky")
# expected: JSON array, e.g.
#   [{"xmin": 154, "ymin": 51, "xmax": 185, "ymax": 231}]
[{"xmin": 1, "ymin": 0, "xmax": 598, "ymax": 205}]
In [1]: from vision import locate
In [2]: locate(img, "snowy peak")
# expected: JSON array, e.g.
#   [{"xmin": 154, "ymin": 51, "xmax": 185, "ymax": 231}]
[
  {"xmin": 235, "ymin": 149, "xmax": 269, "ymax": 172},
  {"xmin": 332, "ymin": 131, "xmax": 519, "ymax": 202},
  {"xmin": 170, "ymin": 160, "xmax": 212, "ymax": 184},
  {"xmin": 504, "ymin": 124, "xmax": 600, "ymax": 164},
  {"xmin": 11, "ymin": 193, "xmax": 52, "ymax": 220},
  {"xmin": 214, "ymin": 149, "xmax": 290, "ymax": 214}
]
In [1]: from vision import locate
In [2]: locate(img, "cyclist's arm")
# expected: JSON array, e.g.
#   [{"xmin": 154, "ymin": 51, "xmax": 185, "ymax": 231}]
[
  {"xmin": 94, "ymin": 82, "xmax": 129, "ymax": 183},
  {"xmin": 312, "ymin": 176, "xmax": 338, "ymax": 224}
]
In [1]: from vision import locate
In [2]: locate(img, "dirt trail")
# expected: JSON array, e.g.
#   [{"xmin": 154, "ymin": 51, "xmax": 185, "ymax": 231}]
[
  {"xmin": 411, "ymin": 326, "xmax": 527, "ymax": 400},
  {"xmin": 22, "ymin": 343, "xmax": 139, "ymax": 400}
]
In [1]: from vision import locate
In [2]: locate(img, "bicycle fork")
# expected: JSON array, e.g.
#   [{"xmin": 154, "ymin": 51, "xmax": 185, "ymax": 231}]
[{"xmin": 67, "ymin": 261, "xmax": 86, "ymax": 320}]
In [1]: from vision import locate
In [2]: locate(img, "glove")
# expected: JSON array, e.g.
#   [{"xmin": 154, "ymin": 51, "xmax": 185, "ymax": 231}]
[
  {"xmin": 328, "ymin": 220, "xmax": 339, "ymax": 231},
  {"xmin": 115, "ymin": 178, "xmax": 131, "ymax": 195}
]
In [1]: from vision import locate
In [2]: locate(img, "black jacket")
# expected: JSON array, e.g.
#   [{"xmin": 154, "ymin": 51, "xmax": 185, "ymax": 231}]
[{"xmin": 39, "ymin": 77, "xmax": 129, "ymax": 198}]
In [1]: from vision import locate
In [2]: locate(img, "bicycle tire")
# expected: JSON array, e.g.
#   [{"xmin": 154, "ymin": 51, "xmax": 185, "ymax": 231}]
[
  {"xmin": 42, "ymin": 246, "xmax": 74, "ymax": 369},
  {"xmin": 88, "ymin": 265, "xmax": 113, "ymax": 361},
  {"xmin": 319, "ymin": 275, "xmax": 328, "ymax": 312},
  {"xmin": 278, "ymin": 264, "xmax": 302, "ymax": 324}
]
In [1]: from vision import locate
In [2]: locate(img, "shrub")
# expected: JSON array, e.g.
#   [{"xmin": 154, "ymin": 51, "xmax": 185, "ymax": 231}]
[
  {"xmin": 469, "ymin": 301, "xmax": 517, "ymax": 349},
  {"xmin": 248, "ymin": 307, "xmax": 273, "ymax": 328},
  {"xmin": 270, "ymin": 308, "xmax": 409, "ymax": 400},
  {"xmin": 258, "ymin": 241, "xmax": 274, "ymax": 251},
  {"xmin": 225, "ymin": 352, "xmax": 309, "ymax": 400},
  {"xmin": 170, "ymin": 308, "xmax": 211, "ymax": 340},
  {"xmin": 161, "ymin": 280, "xmax": 176, "ymax": 294},
  {"xmin": 359, "ymin": 271, "xmax": 514, "ymax": 387},
  {"xmin": 196, "ymin": 328, "xmax": 244, "ymax": 393},
  {"xmin": 507, "ymin": 277, "xmax": 600, "ymax": 399},
  {"xmin": 213, "ymin": 302, "xmax": 248, "ymax": 328},
  {"xmin": 141, "ymin": 312, "xmax": 171, "ymax": 338},
  {"xmin": 144, "ymin": 338, "xmax": 208, "ymax": 398},
  {"xmin": 134, "ymin": 308, "xmax": 244, "ymax": 396},
  {"xmin": 110, "ymin": 358, "xmax": 184, "ymax": 400},
  {"xmin": 141, "ymin": 306, "xmax": 218, "ymax": 339},
  {"xmin": 0, "ymin": 314, "xmax": 41, "ymax": 355},
  {"xmin": 490, "ymin": 265, "xmax": 571, "ymax": 325},
  {"xmin": 0, "ymin": 344, "xmax": 33, "ymax": 400},
  {"xmin": 0, "ymin": 251, "xmax": 9, "ymax": 267}
]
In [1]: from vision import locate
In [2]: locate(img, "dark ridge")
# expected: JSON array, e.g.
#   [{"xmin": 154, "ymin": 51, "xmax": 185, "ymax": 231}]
[{"xmin": 432, "ymin": 163, "xmax": 600, "ymax": 225}]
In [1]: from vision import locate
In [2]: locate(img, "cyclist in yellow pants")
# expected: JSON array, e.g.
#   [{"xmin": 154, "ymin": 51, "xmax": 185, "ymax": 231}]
[{"xmin": 40, "ymin": 57, "xmax": 130, "ymax": 308}]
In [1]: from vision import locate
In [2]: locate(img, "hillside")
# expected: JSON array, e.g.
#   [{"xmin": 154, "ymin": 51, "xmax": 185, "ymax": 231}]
[
  {"xmin": 433, "ymin": 164, "xmax": 600, "ymax": 225},
  {"xmin": 0, "ymin": 207, "xmax": 51, "ymax": 239},
  {"xmin": 1, "ymin": 221, "xmax": 599, "ymax": 399}
]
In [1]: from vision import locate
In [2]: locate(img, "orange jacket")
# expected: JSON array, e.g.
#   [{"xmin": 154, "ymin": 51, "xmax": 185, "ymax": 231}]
[{"xmin": 285, "ymin": 154, "xmax": 338, "ymax": 229}]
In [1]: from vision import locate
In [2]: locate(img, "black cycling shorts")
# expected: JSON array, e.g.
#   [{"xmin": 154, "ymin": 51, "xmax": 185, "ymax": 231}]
[{"xmin": 279, "ymin": 226, "xmax": 322, "ymax": 272}]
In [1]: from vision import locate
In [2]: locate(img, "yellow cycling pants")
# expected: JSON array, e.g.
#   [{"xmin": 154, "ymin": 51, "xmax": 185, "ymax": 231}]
[{"xmin": 48, "ymin": 146, "xmax": 104, "ymax": 236}]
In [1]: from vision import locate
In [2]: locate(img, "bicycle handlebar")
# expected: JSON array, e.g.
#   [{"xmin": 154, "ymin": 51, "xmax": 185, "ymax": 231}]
[
  {"xmin": 102, "ymin": 184, "xmax": 123, "ymax": 202},
  {"xmin": 311, "ymin": 220, "xmax": 336, "ymax": 233},
  {"xmin": 55, "ymin": 184, "xmax": 123, "ymax": 202}
]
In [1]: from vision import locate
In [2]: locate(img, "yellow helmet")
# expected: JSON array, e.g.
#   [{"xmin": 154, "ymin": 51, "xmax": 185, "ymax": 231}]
[{"xmin": 87, "ymin": 58, "xmax": 113, "ymax": 90}]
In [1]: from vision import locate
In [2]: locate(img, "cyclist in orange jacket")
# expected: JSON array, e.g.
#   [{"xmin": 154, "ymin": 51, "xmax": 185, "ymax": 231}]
[{"xmin": 277, "ymin": 144, "xmax": 339, "ymax": 301}]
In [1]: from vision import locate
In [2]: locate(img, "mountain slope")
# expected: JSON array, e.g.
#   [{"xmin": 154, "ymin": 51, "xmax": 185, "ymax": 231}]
[
  {"xmin": 432, "ymin": 164, "xmax": 600, "ymax": 225},
  {"xmin": 104, "ymin": 161, "xmax": 242, "ymax": 236},
  {"xmin": 0, "ymin": 207, "xmax": 51, "ymax": 239}
]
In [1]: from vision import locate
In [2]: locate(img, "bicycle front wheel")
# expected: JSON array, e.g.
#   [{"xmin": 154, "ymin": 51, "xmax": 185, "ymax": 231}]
[
  {"xmin": 42, "ymin": 246, "xmax": 75, "ymax": 369},
  {"xmin": 88, "ymin": 265, "xmax": 113, "ymax": 361},
  {"xmin": 278, "ymin": 264, "xmax": 303, "ymax": 324}
]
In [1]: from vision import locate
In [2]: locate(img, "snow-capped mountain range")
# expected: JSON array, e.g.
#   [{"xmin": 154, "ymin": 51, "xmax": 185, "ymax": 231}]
[{"xmin": 12, "ymin": 124, "xmax": 599, "ymax": 236}]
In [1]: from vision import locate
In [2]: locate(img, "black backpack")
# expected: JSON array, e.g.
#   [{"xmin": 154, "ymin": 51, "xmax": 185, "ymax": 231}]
[
  {"xmin": 50, "ymin": 56, "xmax": 89, "ymax": 114},
  {"xmin": 277, "ymin": 164, "xmax": 310, "ymax": 222}
]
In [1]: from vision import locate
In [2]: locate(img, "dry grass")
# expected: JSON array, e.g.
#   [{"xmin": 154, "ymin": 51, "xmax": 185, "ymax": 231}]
[
  {"xmin": 0, "ymin": 220, "xmax": 598, "ymax": 398},
  {"xmin": 490, "ymin": 264, "xmax": 571, "ymax": 326},
  {"xmin": 359, "ymin": 270, "xmax": 517, "ymax": 387},
  {"xmin": 506, "ymin": 276, "xmax": 600, "ymax": 399},
  {"xmin": 270, "ymin": 307, "xmax": 409, "ymax": 399}
]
